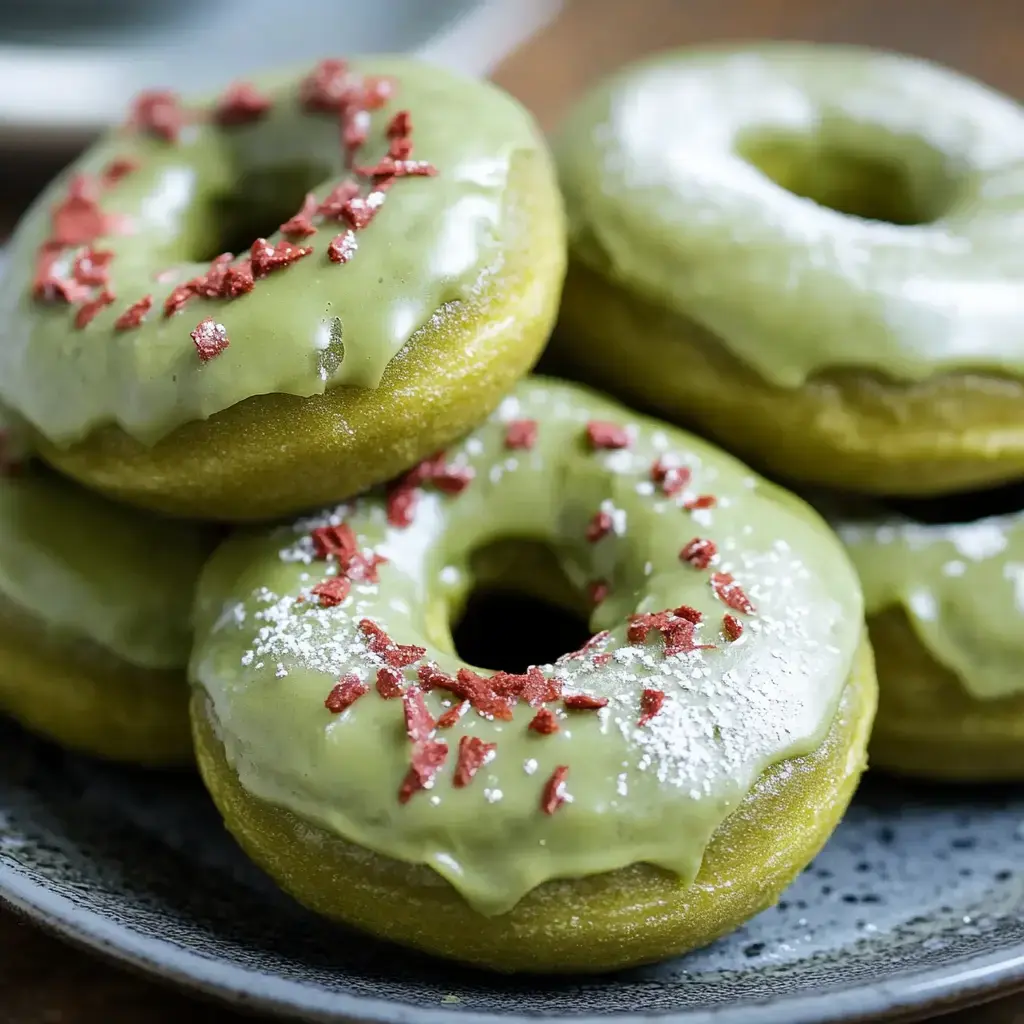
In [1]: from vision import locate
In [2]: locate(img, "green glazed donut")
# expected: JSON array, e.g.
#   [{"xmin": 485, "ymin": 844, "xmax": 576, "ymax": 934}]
[
  {"xmin": 0, "ymin": 59, "xmax": 564, "ymax": 521},
  {"xmin": 552, "ymin": 44, "xmax": 1024, "ymax": 497},
  {"xmin": 839, "ymin": 498, "xmax": 1024, "ymax": 780},
  {"xmin": 190, "ymin": 377, "xmax": 875, "ymax": 971},
  {"xmin": 0, "ymin": 415, "xmax": 216, "ymax": 764}
]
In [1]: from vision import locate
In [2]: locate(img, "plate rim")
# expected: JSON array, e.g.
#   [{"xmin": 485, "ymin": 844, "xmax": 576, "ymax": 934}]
[{"xmin": 2, "ymin": 854, "xmax": 1024, "ymax": 1024}]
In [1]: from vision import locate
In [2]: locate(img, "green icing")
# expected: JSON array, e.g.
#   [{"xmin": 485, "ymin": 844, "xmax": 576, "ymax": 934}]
[
  {"xmin": 0, "ymin": 411, "xmax": 214, "ymax": 669},
  {"xmin": 840, "ymin": 513, "xmax": 1024, "ymax": 700},
  {"xmin": 190, "ymin": 378, "xmax": 861, "ymax": 915},
  {"xmin": 555, "ymin": 44, "xmax": 1024, "ymax": 387},
  {"xmin": 0, "ymin": 59, "xmax": 546, "ymax": 445}
]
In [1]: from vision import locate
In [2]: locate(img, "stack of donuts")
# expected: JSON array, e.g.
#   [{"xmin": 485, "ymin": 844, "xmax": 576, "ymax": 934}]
[{"xmin": 0, "ymin": 43, "xmax": 1016, "ymax": 972}]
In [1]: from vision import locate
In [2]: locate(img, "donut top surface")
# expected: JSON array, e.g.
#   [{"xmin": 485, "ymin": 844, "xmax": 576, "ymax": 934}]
[
  {"xmin": 841, "ymin": 512, "xmax": 1024, "ymax": 700},
  {"xmin": 556, "ymin": 44, "xmax": 1024, "ymax": 387},
  {"xmin": 190, "ymin": 378, "xmax": 862, "ymax": 914},
  {"xmin": 0, "ymin": 59, "xmax": 545, "ymax": 446},
  {"xmin": 0, "ymin": 413, "xmax": 215, "ymax": 669}
]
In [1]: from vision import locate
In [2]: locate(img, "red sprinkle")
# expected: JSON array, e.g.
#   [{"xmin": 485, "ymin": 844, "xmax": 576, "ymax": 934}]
[
  {"xmin": 359, "ymin": 76, "xmax": 394, "ymax": 110},
  {"xmin": 490, "ymin": 666, "xmax": 560, "ymax": 707},
  {"xmin": 376, "ymin": 666, "xmax": 404, "ymax": 700},
  {"xmin": 250, "ymin": 238, "xmax": 314, "ymax": 277},
  {"xmin": 163, "ymin": 282, "xmax": 195, "ymax": 317},
  {"xmin": 674, "ymin": 605, "xmax": 703, "ymax": 623},
  {"xmin": 541, "ymin": 765, "xmax": 569, "ymax": 815},
  {"xmin": 311, "ymin": 576, "xmax": 350, "ymax": 607},
  {"xmin": 627, "ymin": 609, "xmax": 715, "ymax": 657},
  {"xmin": 386, "ymin": 485, "xmax": 418, "ymax": 528},
  {"xmin": 128, "ymin": 90, "xmax": 184, "ymax": 142},
  {"xmin": 279, "ymin": 193, "xmax": 319, "ymax": 238},
  {"xmin": 585, "ymin": 421, "xmax": 630, "ymax": 450},
  {"xmin": 585, "ymin": 510, "xmax": 614, "ymax": 543},
  {"xmin": 74, "ymin": 289, "xmax": 115, "ymax": 328},
  {"xmin": 402, "ymin": 686, "xmax": 435, "ymax": 743},
  {"xmin": 214, "ymin": 81, "xmax": 273, "ymax": 126},
  {"xmin": 343, "ymin": 108, "xmax": 371, "ymax": 156},
  {"xmin": 386, "ymin": 644, "xmax": 427, "ymax": 669},
  {"xmin": 113, "ymin": 294, "xmax": 153, "ymax": 331},
  {"xmin": 562, "ymin": 631, "xmax": 611, "ymax": 662},
  {"xmin": 51, "ymin": 178, "xmax": 112, "ymax": 247},
  {"xmin": 190, "ymin": 317, "xmax": 230, "ymax": 362},
  {"xmin": 346, "ymin": 552, "xmax": 387, "ymax": 584},
  {"xmin": 564, "ymin": 694, "xmax": 608, "ymax": 711},
  {"xmin": 358, "ymin": 619, "xmax": 393, "ymax": 655},
  {"xmin": 680, "ymin": 538, "xmax": 718, "ymax": 570},
  {"xmin": 324, "ymin": 675, "xmax": 368, "ymax": 713},
  {"xmin": 100, "ymin": 157, "xmax": 139, "ymax": 187},
  {"xmin": 299, "ymin": 59, "xmax": 351, "ymax": 112},
  {"xmin": 684, "ymin": 495, "xmax": 717, "ymax": 511},
  {"xmin": 386, "ymin": 109, "xmax": 412, "ymax": 138},
  {"xmin": 339, "ymin": 195, "xmax": 381, "ymax": 231},
  {"xmin": 453, "ymin": 735, "xmax": 496, "ymax": 788},
  {"xmin": 651, "ymin": 458, "xmax": 691, "ymax": 496},
  {"xmin": 711, "ymin": 572, "xmax": 756, "ymax": 614},
  {"xmin": 311, "ymin": 523, "xmax": 358, "ymax": 561},
  {"xmin": 723, "ymin": 614, "xmax": 744, "ymax": 641},
  {"xmin": 398, "ymin": 740, "xmax": 448, "ymax": 803},
  {"xmin": 505, "ymin": 419, "xmax": 538, "ymax": 450},
  {"xmin": 357, "ymin": 157, "xmax": 437, "ymax": 180},
  {"xmin": 436, "ymin": 701, "xmax": 467, "ymax": 729},
  {"xmin": 637, "ymin": 688, "xmax": 666, "ymax": 727},
  {"xmin": 587, "ymin": 579, "xmax": 609, "ymax": 606},
  {"xmin": 432, "ymin": 465, "xmax": 474, "ymax": 495},
  {"xmin": 528, "ymin": 708, "xmax": 560, "ymax": 735},
  {"xmin": 72, "ymin": 248, "xmax": 114, "ymax": 286},
  {"xmin": 318, "ymin": 181, "xmax": 360, "ymax": 219},
  {"xmin": 327, "ymin": 231, "xmax": 358, "ymax": 264},
  {"xmin": 456, "ymin": 668, "xmax": 514, "ymax": 721}
]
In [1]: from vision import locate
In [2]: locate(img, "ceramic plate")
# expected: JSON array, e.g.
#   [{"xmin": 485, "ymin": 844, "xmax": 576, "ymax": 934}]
[{"xmin": 1, "ymin": 718, "xmax": 1024, "ymax": 1023}]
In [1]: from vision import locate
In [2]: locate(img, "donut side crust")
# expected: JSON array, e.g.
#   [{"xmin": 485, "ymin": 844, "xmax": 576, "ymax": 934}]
[
  {"xmin": 867, "ymin": 608, "xmax": 1024, "ymax": 781},
  {"xmin": 549, "ymin": 263, "xmax": 1024, "ymax": 498}
]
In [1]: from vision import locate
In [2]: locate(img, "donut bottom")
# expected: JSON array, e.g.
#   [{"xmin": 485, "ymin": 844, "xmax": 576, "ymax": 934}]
[
  {"xmin": 0, "ymin": 609, "xmax": 190, "ymax": 766},
  {"xmin": 550, "ymin": 262, "xmax": 1024, "ymax": 498},
  {"xmin": 868, "ymin": 609, "xmax": 1024, "ymax": 781},
  {"xmin": 190, "ymin": 638, "xmax": 875, "ymax": 973},
  {"xmin": 40, "ymin": 149, "xmax": 566, "ymax": 522}
]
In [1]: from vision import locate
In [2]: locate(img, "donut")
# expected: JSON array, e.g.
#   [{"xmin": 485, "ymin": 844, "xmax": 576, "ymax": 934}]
[
  {"xmin": 0, "ymin": 59, "xmax": 564, "ymax": 520},
  {"xmin": 551, "ymin": 44, "xmax": 1024, "ymax": 497},
  {"xmin": 190, "ymin": 377, "xmax": 875, "ymax": 971},
  {"xmin": 0, "ymin": 414, "xmax": 215, "ymax": 764},
  {"xmin": 838, "ymin": 485, "xmax": 1024, "ymax": 780}
]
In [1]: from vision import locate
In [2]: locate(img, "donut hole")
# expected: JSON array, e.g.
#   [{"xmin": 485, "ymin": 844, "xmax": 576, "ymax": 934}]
[
  {"xmin": 736, "ymin": 128, "xmax": 956, "ymax": 226},
  {"xmin": 449, "ymin": 539, "xmax": 593, "ymax": 674},
  {"xmin": 192, "ymin": 163, "xmax": 329, "ymax": 263}
]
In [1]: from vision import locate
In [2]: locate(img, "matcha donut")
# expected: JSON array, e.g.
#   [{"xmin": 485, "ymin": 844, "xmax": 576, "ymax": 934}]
[
  {"xmin": 190, "ymin": 378, "xmax": 875, "ymax": 971},
  {"xmin": 0, "ymin": 59, "xmax": 564, "ymax": 520},
  {"xmin": 552, "ymin": 44, "xmax": 1024, "ymax": 497},
  {"xmin": 0, "ymin": 415, "xmax": 215, "ymax": 765},
  {"xmin": 839, "ymin": 488, "xmax": 1024, "ymax": 780}
]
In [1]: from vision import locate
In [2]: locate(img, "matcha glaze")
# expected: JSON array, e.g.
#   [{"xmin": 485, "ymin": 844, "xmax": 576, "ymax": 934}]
[
  {"xmin": 0, "ymin": 59, "xmax": 544, "ymax": 445},
  {"xmin": 0, "ymin": 414, "xmax": 213, "ymax": 669},
  {"xmin": 191, "ymin": 379, "xmax": 862, "ymax": 914},
  {"xmin": 842, "ymin": 513, "xmax": 1024, "ymax": 700},
  {"xmin": 556, "ymin": 44, "xmax": 1024, "ymax": 386}
]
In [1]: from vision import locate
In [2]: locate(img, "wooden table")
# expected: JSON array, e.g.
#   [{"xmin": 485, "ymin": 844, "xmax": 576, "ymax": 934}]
[{"xmin": 4, "ymin": 0, "xmax": 1024, "ymax": 1020}]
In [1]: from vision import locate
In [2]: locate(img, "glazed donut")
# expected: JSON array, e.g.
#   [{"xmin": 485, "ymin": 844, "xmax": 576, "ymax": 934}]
[
  {"xmin": 190, "ymin": 377, "xmax": 875, "ymax": 971},
  {"xmin": 0, "ymin": 59, "xmax": 564, "ymax": 520},
  {"xmin": 0, "ymin": 414, "xmax": 215, "ymax": 764},
  {"xmin": 838, "ymin": 487, "xmax": 1024, "ymax": 780},
  {"xmin": 552, "ymin": 44, "xmax": 1024, "ymax": 497}
]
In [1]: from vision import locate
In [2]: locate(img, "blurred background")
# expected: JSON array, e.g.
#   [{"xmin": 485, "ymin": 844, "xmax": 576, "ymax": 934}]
[{"xmin": 2, "ymin": 0, "xmax": 1024, "ymax": 1021}]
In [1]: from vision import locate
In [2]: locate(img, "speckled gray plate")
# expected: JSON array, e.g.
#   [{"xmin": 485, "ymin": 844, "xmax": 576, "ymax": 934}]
[{"xmin": 1, "ymin": 718, "xmax": 1024, "ymax": 1023}]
